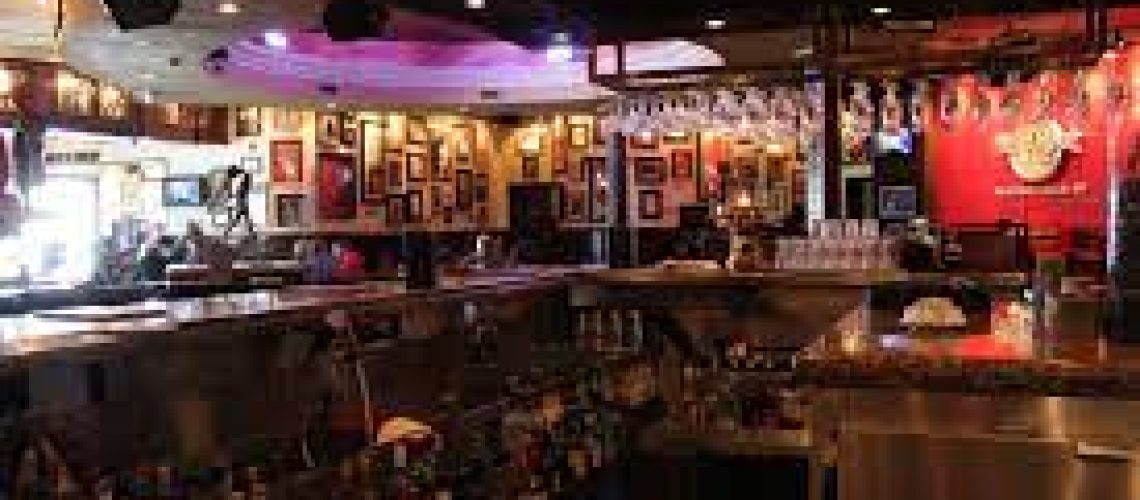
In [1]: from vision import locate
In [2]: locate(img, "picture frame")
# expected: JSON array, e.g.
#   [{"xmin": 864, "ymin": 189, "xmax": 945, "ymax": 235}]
[
  {"xmin": 455, "ymin": 169, "xmax": 474, "ymax": 211},
  {"xmin": 384, "ymin": 149, "xmax": 403, "ymax": 189},
  {"xmin": 430, "ymin": 138, "xmax": 451, "ymax": 181},
  {"xmin": 638, "ymin": 189, "xmax": 665, "ymax": 220},
  {"xmin": 274, "ymin": 108, "xmax": 304, "ymax": 134},
  {"xmin": 406, "ymin": 116, "xmax": 428, "ymax": 145},
  {"xmin": 316, "ymin": 152, "xmax": 357, "ymax": 221},
  {"xmin": 630, "ymin": 132, "xmax": 658, "ymax": 149},
  {"xmin": 406, "ymin": 152, "xmax": 427, "ymax": 182},
  {"xmin": 564, "ymin": 188, "xmax": 587, "ymax": 222},
  {"xmin": 431, "ymin": 184, "xmax": 444, "ymax": 211},
  {"xmin": 316, "ymin": 112, "xmax": 342, "ymax": 145},
  {"xmin": 360, "ymin": 120, "xmax": 385, "ymax": 202},
  {"xmin": 161, "ymin": 176, "xmax": 205, "ymax": 207},
  {"xmin": 521, "ymin": 155, "xmax": 541, "ymax": 180},
  {"xmin": 670, "ymin": 149, "xmax": 694, "ymax": 180},
  {"xmin": 385, "ymin": 194, "xmax": 407, "ymax": 225},
  {"xmin": 568, "ymin": 123, "xmax": 590, "ymax": 149},
  {"xmin": 473, "ymin": 173, "xmax": 490, "ymax": 203},
  {"xmin": 580, "ymin": 156, "xmax": 605, "ymax": 183},
  {"xmin": 879, "ymin": 185, "xmax": 918, "ymax": 220},
  {"xmin": 275, "ymin": 194, "xmax": 305, "ymax": 227},
  {"xmin": 236, "ymin": 107, "xmax": 262, "ymax": 137},
  {"xmin": 407, "ymin": 190, "xmax": 424, "ymax": 223},
  {"xmin": 663, "ymin": 132, "xmax": 691, "ymax": 145},
  {"xmin": 270, "ymin": 140, "xmax": 304, "ymax": 183},
  {"xmin": 634, "ymin": 156, "xmax": 667, "ymax": 185},
  {"xmin": 340, "ymin": 112, "xmax": 358, "ymax": 147}
]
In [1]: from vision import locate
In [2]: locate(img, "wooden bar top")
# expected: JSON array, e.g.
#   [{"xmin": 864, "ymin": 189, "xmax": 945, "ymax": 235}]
[{"xmin": 0, "ymin": 267, "xmax": 595, "ymax": 362}]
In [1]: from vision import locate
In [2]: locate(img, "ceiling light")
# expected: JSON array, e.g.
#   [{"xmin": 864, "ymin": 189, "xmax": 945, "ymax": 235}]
[
  {"xmin": 141, "ymin": 73, "xmax": 156, "ymax": 80},
  {"xmin": 133, "ymin": 39, "xmax": 151, "ymax": 47},
  {"xmin": 217, "ymin": 2, "xmax": 240, "ymax": 14},
  {"xmin": 871, "ymin": 6, "xmax": 891, "ymax": 15},
  {"xmin": 705, "ymin": 18, "xmax": 727, "ymax": 30},
  {"xmin": 263, "ymin": 30, "xmax": 288, "ymax": 49},
  {"xmin": 546, "ymin": 32, "xmax": 573, "ymax": 63},
  {"xmin": 326, "ymin": 102, "xmax": 337, "ymax": 109},
  {"xmin": 465, "ymin": 0, "xmax": 485, "ymax": 9},
  {"xmin": 794, "ymin": 46, "xmax": 814, "ymax": 58}
]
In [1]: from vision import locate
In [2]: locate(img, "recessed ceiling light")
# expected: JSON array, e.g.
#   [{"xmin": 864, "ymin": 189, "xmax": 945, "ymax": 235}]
[
  {"xmin": 546, "ymin": 32, "xmax": 574, "ymax": 63},
  {"xmin": 465, "ymin": 0, "xmax": 485, "ymax": 9},
  {"xmin": 871, "ymin": 6, "xmax": 891, "ymax": 15},
  {"xmin": 133, "ymin": 39, "xmax": 150, "ymax": 47},
  {"xmin": 217, "ymin": 2, "xmax": 240, "ymax": 14},
  {"xmin": 326, "ymin": 102, "xmax": 337, "ymax": 109},
  {"xmin": 263, "ymin": 30, "xmax": 288, "ymax": 49},
  {"xmin": 706, "ymin": 18, "xmax": 727, "ymax": 30},
  {"xmin": 141, "ymin": 73, "xmax": 156, "ymax": 80},
  {"xmin": 794, "ymin": 46, "xmax": 814, "ymax": 58}
]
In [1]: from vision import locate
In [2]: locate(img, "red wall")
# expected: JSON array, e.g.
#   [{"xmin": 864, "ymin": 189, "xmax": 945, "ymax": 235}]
[{"xmin": 926, "ymin": 57, "xmax": 1128, "ymax": 250}]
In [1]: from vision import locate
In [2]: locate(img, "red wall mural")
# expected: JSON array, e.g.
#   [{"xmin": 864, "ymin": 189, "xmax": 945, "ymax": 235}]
[{"xmin": 925, "ymin": 56, "xmax": 1129, "ymax": 251}]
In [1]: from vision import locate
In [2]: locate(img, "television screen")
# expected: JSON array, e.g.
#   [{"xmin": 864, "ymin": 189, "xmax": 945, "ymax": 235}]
[
  {"xmin": 162, "ymin": 176, "xmax": 205, "ymax": 207},
  {"xmin": 876, "ymin": 128, "xmax": 913, "ymax": 154}
]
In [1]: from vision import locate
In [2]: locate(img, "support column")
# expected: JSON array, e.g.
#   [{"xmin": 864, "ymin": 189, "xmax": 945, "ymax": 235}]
[
  {"xmin": 822, "ymin": 18, "xmax": 843, "ymax": 220},
  {"xmin": 607, "ymin": 131, "xmax": 633, "ymax": 268}
]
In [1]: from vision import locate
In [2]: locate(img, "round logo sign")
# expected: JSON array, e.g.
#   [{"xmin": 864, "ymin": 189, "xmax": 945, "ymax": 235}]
[{"xmin": 996, "ymin": 120, "xmax": 1080, "ymax": 183}]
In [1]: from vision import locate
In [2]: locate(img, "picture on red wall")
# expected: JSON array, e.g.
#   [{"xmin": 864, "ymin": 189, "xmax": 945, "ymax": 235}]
[
  {"xmin": 671, "ymin": 149, "xmax": 694, "ymax": 179},
  {"xmin": 270, "ymin": 140, "xmax": 303, "ymax": 184},
  {"xmin": 316, "ymin": 152, "xmax": 357, "ymax": 221}
]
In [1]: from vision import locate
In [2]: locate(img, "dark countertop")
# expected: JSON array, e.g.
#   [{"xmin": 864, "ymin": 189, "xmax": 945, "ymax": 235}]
[
  {"xmin": 793, "ymin": 296, "xmax": 1140, "ymax": 397},
  {"xmin": 0, "ymin": 267, "xmax": 595, "ymax": 362}
]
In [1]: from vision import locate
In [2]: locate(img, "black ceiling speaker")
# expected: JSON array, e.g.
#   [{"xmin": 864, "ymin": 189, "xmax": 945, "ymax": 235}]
[
  {"xmin": 101, "ymin": 0, "xmax": 181, "ymax": 31},
  {"xmin": 323, "ymin": 0, "xmax": 388, "ymax": 42}
]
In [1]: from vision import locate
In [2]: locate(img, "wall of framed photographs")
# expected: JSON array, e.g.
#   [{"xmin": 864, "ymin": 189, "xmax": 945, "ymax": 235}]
[{"xmin": 237, "ymin": 108, "xmax": 794, "ymax": 233}]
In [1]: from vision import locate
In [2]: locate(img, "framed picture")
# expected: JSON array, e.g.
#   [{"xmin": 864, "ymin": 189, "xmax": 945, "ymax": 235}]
[
  {"xmin": 663, "ymin": 132, "xmax": 691, "ymax": 145},
  {"xmin": 671, "ymin": 149, "xmax": 694, "ymax": 180},
  {"xmin": 430, "ymin": 184, "xmax": 443, "ymax": 211},
  {"xmin": 568, "ymin": 123, "xmax": 590, "ymax": 149},
  {"xmin": 879, "ymin": 185, "xmax": 918, "ymax": 220},
  {"xmin": 407, "ymin": 190, "xmax": 424, "ymax": 223},
  {"xmin": 430, "ymin": 139, "xmax": 451, "ymax": 181},
  {"xmin": 630, "ymin": 132, "xmax": 658, "ymax": 149},
  {"xmin": 564, "ymin": 188, "xmax": 587, "ymax": 222},
  {"xmin": 406, "ymin": 116, "xmax": 428, "ymax": 144},
  {"xmin": 360, "ymin": 120, "xmax": 384, "ymax": 202},
  {"xmin": 274, "ymin": 108, "xmax": 304, "ymax": 134},
  {"xmin": 235, "ymin": 107, "xmax": 261, "ymax": 137},
  {"xmin": 521, "ymin": 155, "xmax": 540, "ymax": 180},
  {"xmin": 455, "ymin": 169, "xmax": 474, "ymax": 211},
  {"xmin": 275, "ymin": 194, "xmax": 305, "ymax": 227},
  {"xmin": 384, "ymin": 149, "xmax": 403, "ymax": 189},
  {"xmin": 240, "ymin": 156, "xmax": 263, "ymax": 174},
  {"xmin": 316, "ymin": 152, "xmax": 357, "ymax": 221},
  {"xmin": 406, "ymin": 152, "xmax": 427, "ymax": 182},
  {"xmin": 161, "ymin": 176, "xmax": 205, "ymax": 207},
  {"xmin": 385, "ymin": 194, "xmax": 407, "ymax": 225},
  {"xmin": 634, "ymin": 156, "xmax": 667, "ymax": 185},
  {"xmin": 340, "ymin": 113, "xmax": 358, "ymax": 147},
  {"xmin": 580, "ymin": 156, "xmax": 605, "ymax": 183},
  {"xmin": 638, "ymin": 190, "xmax": 665, "ymax": 220},
  {"xmin": 473, "ymin": 173, "xmax": 489, "ymax": 203},
  {"xmin": 316, "ymin": 112, "xmax": 342, "ymax": 145},
  {"xmin": 270, "ymin": 140, "xmax": 304, "ymax": 183},
  {"xmin": 737, "ymin": 159, "xmax": 759, "ymax": 180}
]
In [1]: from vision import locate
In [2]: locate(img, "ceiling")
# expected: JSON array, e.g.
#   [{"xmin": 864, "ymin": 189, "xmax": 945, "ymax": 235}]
[{"xmin": 0, "ymin": 0, "xmax": 1134, "ymax": 108}]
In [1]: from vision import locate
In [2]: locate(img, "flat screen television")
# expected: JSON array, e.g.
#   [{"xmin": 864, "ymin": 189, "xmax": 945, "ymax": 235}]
[{"xmin": 161, "ymin": 176, "xmax": 205, "ymax": 207}]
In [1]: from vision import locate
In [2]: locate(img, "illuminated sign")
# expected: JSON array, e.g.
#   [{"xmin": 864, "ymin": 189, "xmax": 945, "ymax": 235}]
[{"xmin": 996, "ymin": 119, "xmax": 1081, "ymax": 183}]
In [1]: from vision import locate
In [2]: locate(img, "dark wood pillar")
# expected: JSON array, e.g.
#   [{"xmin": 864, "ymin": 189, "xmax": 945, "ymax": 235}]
[
  {"xmin": 822, "ymin": 8, "xmax": 844, "ymax": 220},
  {"xmin": 607, "ymin": 131, "xmax": 633, "ymax": 268}
]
